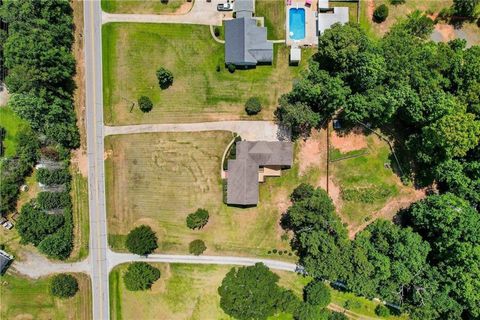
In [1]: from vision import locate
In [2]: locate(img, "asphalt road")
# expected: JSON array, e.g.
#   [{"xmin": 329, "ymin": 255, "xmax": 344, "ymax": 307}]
[{"xmin": 84, "ymin": 1, "xmax": 110, "ymax": 319}]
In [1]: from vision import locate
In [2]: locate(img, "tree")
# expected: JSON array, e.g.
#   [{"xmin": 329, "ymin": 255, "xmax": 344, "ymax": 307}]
[
  {"xmin": 138, "ymin": 96, "xmax": 153, "ymax": 113},
  {"xmin": 395, "ymin": 10, "xmax": 435, "ymax": 38},
  {"xmin": 375, "ymin": 305, "xmax": 390, "ymax": 317},
  {"xmin": 123, "ymin": 262, "xmax": 161, "ymax": 291},
  {"xmin": 245, "ymin": 97, "xmax": 262, "ymax": 115},
  {"xmin": 125, "ymin": 225, "xmax": 158, "ymax": 255},
  {"xmin": 17, "ymin": 202, "xmax": 65, "ymax": 246},
  {"xmin": 36, "ymin": 168, "xmax": 71, "ymax": 185},
  {"xmin": 290, "ymin": 183, "xmax": 315, "ymax": 202},
  {"xmin": 453, "ymin": 0, "xmax": 479, "ymax": 18},
  {"xmin": 156, "ymin": 67, "xmax": 173, "ymax": 89},
  {"xmin": 329, "ymin": 311, "xmax": 348, "ymax": 320},
  {"xmin": 304, "ymin": 281, "xmax": 331, "ymax": 308},
  {"xmin": 50, "ymin": 274, "xmax": 78, "ymax": 298},
  {"xmin": 186, "ymin": 208, "xmax": 209, "ymax": 230},
  {"xmin": 218, "ymin": 263, "xmax": 300, "ymax": 320},
  {"xmin": 38, "ymin": 228, "xmax": 73, "ymax": 260},
  {"xmin": 373, "ymin": 5, "xmax": 389, "ymax": 23},
  {"xmin": 275, "ymin": 102, "xmax": 320, "ymax": 138},
  {"xmin": 295, "ymin": 303, "xmax": 329, "ymax": 320},
  {"xmin": 189, "ymin": 239, "xmax": 207, "ymax": 255}
]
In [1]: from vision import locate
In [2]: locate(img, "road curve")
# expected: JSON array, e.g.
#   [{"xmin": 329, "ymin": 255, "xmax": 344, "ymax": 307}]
[
  {"xmin": 107, "ymin": 250, "xmax": 298, "ymax": 272},
  {"xmin": 104, "ymin": 121, "xmax": 291, "ymax": 142}
]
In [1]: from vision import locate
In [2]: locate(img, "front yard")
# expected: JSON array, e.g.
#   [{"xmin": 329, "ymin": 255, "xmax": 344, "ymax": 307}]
[
  {"xmin": 101, "ymin": 0, "xmax": 189, "ymax": 14},
  {"xmin": 105, "ymin": 131, "xmax": 324, "ymax": 258},
  {"xmin": 0, "ymin": 273, "xmax": 92, "ymax": 320},
  {"xmin": 102, "ymin": 23, "xmax": 313, "ymax": 125}
]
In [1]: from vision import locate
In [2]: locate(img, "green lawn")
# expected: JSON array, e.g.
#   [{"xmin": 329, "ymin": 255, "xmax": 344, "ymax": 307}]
[
  {"xmin": 109, "ymin": 263, "xmax": 308, "ymax": 320},
  {"xmin": 69, "ymin": 172, "xmax": 90, "ymax": 262},
  {"xmin": 105, "ymin": 131, "xmax": 322, "ymax": 258},
  {"xmin": 0, "ymin": 273, "xmax": 92, "ymax": 320},
  {"xmin": 102, "ymin": 23, "xmax": 313, "ymax": 125},
  {"xmin": 0, "ymin": 107, "xmax": 29, "ymax": 157},
  {"xmin": 256, "ymin": 0, "xmax": 286, "ymax": 39},
  {"xmin": 331, "ymin": 135, "xmax": 414, "ymax": 230},
  {"xmin": 101, "ymin": 0, "xmax": 188, "ymax": 14}
]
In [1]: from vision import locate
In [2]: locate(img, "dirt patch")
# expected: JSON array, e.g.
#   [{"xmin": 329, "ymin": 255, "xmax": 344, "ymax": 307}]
[
  {"xmin": 348, "ymin": 188, "xmax": 426, "ymax": 238},
  {"xmin": 298, "ymin": 129, "xmax": 327, "ymax": 175},
  {"xmin": 434, "ymin": 23, "xmax": 456, "ymax": 42},
  {"xmin": 367, "ymin": 0, "xmax": 375, "ymax": 22},
  {"xmin": 331, "ymin": 129, "xmax": 368, "ymax": 153},
  {"xmin": 71, "ymin": 148, "xmax": 88, "ymax": 177},
  {"xmin": 317, "ymin": 176, "xmax": 342, "ymax": 209}
]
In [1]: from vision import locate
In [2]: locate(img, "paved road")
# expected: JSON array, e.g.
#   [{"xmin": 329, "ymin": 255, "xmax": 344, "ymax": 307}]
[
  {"xmin": 102, "ymin": 0, "xmax": 227, "ymax": 26},
  {"xmin": 104, "ymin": 121, "xmax": 290, "ymax": 141},
  {"xmin": 107, "ymin": 250, "xmax": 297, "ymax": 272},
  {"xmin": 84, "ymin": 1, "xmax": 110, "ymax": 319}
]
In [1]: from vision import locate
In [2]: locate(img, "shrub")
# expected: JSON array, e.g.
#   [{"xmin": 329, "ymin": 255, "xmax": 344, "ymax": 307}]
[
  {"xmin": 216, "ymin": 65, "xmax": 221, "ymax": 72},
  {"xmin": 373, "ymin": 4, "xmax": 389, "ymax": 23},
  {"xmin": 290, "ymin": 183, "xmax": 315, "ymax": 202},
  {"xmin": 125, "ymin": 225, "xmax": 158, "ymax": 255},
  {"xmin": 295, "ymin": 303, "xmax": 329, "ymax": 320},
  {"xmin": 375, "ymin": 304, "xmax": 391, "ymax": 317},
  {"xmin": 156, "ymin": 67, "xmax": 174, "ymax": 89},
  {"xmin": 304, "ymin": 281, "xmax": 331, "ymax": 308},
  {"xmin": 245, "ymin": 97, "xmax": 262, "ymax": 115},
  {"xmin": 329, "ymin": 311, "xmax": 348, "ymax": 320},
  {"xmin": 189, "ymin": 239, "xmax": 207, "ymax": 255},
  {"xmin": 50, "ymin": 274, "xmax": 78, "ymax": 298},
  {"xmin": 37, "ymin": 191, "xmax": 71, "ymax": 210},
  {"xmin": 123, "ymin": 262, "xmax": 161, "ymax": 291},
  {"xmin": 214, "ymin": 26, "xmax": 220, "ymax": 37},
  {"xmin": 186, "ymin": 208, "xmax": 209, "ymax": 229},
  {"xmin": 36, "ymin": 168, "xmax": 70, "ymax": 185},
  {"xmin": 227, "ymin": 63, "xmax": 236, "ymax": 73},
  {"xmin": 138, "ymin": 96, "xmax": 153, "ymax": 113},
  {"xmin": 390, "ymin": 0, "xmax": 405, "ymax": 4}
]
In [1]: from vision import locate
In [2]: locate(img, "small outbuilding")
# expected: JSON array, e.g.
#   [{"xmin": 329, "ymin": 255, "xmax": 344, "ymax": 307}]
[
  {"xmin": 290, "ymin": 47, "xmax": 301, "ymax": 65},
  {"xmin": 0, "ymin": 249, "xmax": 13, "ymax": 274}
]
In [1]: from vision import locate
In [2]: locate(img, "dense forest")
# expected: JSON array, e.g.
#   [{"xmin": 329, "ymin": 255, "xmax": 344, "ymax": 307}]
[
  {"xmin": 277, "ymin": 12, "xmax": 480, "ymax": 320},
  {"xmin": 0, "ymin": 0, "xmax": 79, "ymax": 259}
]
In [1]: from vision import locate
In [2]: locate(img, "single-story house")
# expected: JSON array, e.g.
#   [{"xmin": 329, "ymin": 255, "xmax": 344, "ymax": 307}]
[
  {"xmin": 225, "ymin": 17, "xmax": 273, "ymax": 66},
  {"xmin": 0, "ymin": 249, "xmax": 13, "ymax": 274},
  {"xmin": 226, "ymin": 141, "xmax": 293, "ymax": 205}
]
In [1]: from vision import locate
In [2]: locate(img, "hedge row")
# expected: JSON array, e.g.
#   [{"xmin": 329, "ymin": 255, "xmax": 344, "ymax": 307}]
[
  {"xmin": 37, "ymin": 191, "xmax": 71, "ymax": 210},
  {"xmin": 36, "ymin": 168, "xmax": 71, "ymax": 186}
]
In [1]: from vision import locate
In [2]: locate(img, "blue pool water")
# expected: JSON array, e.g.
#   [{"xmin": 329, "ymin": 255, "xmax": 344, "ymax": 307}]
[{"xmin": 289, "ymin": 8, "xmax": 306, "ymax": 40}]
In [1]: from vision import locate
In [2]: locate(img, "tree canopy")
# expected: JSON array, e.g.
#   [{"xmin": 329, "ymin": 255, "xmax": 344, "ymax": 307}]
[
  {"xmin": 50, "ymin": 274, "xmax": 78, "ymax": 298},
  {"xmin": 125, "ymin": 225, "xmax": 158, "ymax": 256},
  {"xmin": 186, "ymin": 208, "xmax": 209, "ymax": 230},
  {"xmin": 123, "ymin": 262, "xmax": 161, "ymax": 291}
]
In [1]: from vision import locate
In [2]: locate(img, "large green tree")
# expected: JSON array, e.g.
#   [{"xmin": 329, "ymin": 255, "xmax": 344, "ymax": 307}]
[
  {"xmin": 125, "ymin": 225, "xmax": 158, "ymax": 256},
  {"xmin": 123, "ymin": 262, "xmax": 161, "ymax": 291}
]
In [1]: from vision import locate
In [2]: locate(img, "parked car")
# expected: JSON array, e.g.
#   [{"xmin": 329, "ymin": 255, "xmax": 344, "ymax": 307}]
[{"xmin": 217, "ymin": 2, "xmax": 233, "ymax": 11}]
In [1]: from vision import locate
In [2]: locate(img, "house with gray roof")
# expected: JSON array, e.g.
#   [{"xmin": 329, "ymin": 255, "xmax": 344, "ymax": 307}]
[
  {"xmin": 224, "ymin": 16, "xmax": 273, "ymax": 66},
  {"xmin": 0, "ymin": 249, "xmax": 13, "ymax": 274},
  {"xmin": 226, "ymin": 141, "xmax": 293, "ymax": 205},
  {"xmin": 234, "ymin": 0, "xmax": 254, "ymax": 18}
]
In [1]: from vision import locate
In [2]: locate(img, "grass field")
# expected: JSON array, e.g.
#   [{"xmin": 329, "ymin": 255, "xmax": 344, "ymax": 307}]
[
  {"xmin": 105, "ymin": 131, "xmax": 323, "ymax": 258},
  {"xmin": 101, "ymin": 0, "xmax": 188, "ymax": 14},
  {"xmin": 102, "ymin": 23, "xmax": 313, "ymax": 125},
  {"xmin": 0, "ymin": 107, "xmax": 29, "ymax": 157},
  {"xmin": 69, "ymin": 172, "xmax": 90, "ymax": 262},
  {"xmin": 0, "ymin": 273, "xmax": 92, "ymax": 320},
  {"xmin": 331, "ymin": 134, "xmax": 414, "ymax": 230},
  {"xmin": 109, "ymin": 263, "xmax": 309, "ymax": 320},
  {"xmin": 256, "ymin": 0, "xmax": 286, "ymax": 39}
]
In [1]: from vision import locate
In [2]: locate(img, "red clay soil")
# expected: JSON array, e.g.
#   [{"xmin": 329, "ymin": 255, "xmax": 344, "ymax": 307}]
[
  {"xmin": 331, "ymin": 130, "xmax": 368, "ymax": 153},
  {"xmin": 298, "ymin": 129, "xmax": 327, "ymax": 175}
]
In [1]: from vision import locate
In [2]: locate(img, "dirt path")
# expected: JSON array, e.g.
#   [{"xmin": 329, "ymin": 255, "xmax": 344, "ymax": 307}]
[{"xmin": 348, "ymin": 188, "xmax": 426, "ymax": 238}]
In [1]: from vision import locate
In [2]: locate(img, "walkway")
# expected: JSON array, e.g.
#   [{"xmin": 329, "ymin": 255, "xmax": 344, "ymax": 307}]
[
  {"xmin": 102, "ymin": 0, "xmax": 228, "ymax": 26},
  {"xmin": 104, "ymin": 121, "xmax": 291, "ymax": 141}
]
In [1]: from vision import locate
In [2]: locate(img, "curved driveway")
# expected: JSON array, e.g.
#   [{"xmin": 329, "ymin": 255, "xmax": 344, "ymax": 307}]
[{"xmin": 104, "ymin": 121, "xmax": 290, "ymax": 141}]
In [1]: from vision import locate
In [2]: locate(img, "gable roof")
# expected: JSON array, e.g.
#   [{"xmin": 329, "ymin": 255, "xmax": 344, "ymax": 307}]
[
  {"xmin": 0, "ymin": 250, "xmax": 12, "ymax": 274},
  {"xmin": 227, "ymin": 141, "xmax": 293, "ymax": 205},
  {"xmin": 225, "ymin": 17, "xmax": 273, "ymax": 66}
]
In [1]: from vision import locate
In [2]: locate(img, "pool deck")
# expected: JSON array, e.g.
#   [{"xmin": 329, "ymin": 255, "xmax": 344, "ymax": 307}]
[{"xmin": 286, "ymin": 1, "xmax": 318, "ymax": 47}]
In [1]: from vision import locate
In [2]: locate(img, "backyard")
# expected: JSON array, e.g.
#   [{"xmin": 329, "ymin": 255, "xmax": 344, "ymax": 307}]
[
  {"xmin": 102, "ymin": 23, "xmax": 313, "ymax": 125},
  {"xmin": 101, "ymin": 0, "xmax": 190, "ymax": 14},
  {"xmin": 105, "ymin": 131, "xmax": 324, "ymax": 258},
  {"xmin": 329, "ymin": 131, "xmax": 422, "ymax": 236},
  {"xmin": 256, "ymin": 0, "xmax": 286, "ymax": 39},
  {"xmin": 0, "ymin": 273, "xmax": 92, "ymax": 320}
]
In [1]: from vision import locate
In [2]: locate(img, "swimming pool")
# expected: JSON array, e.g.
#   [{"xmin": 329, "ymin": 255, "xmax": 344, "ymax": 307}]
[{"xmin": 289, "ymin": 8, "xmax": 306, "ymax": 40}]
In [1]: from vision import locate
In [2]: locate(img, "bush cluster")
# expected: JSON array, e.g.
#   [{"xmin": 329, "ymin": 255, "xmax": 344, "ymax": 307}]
[
  {"xmin": 186, "ymin": 208, "xmax": 209, "ymax": 230},
  {"xmin": 373, "ymin": 4, "xmax": 389, "ymax": 22},
  {"xmin": 123, "ymin": 262, "xmax": 161, "ymax": 291},
  {"xmin": 245, "ymin": 97, "xmax": 262, "ymax": 115},
  {"xmin": 189, "ymin": 239, "xmax": 207, "ymax": 255},
  {"xmin": 36, "ymin": 168, "xmax": 71, "ymax": 185},
  {"xmin": 37, "ymin": 191, "xmax": 71, "ymax": 210},
  {"xmin": 156, "ymin": 67, "xmax": 174, "ymax": 89},
  {"xmin": 138, "ymin": 96, "xmax": 153, "ymax": 113},
  {"xmin": 50, "ymin": 274, "xmax": 78, "ymax": 298}
]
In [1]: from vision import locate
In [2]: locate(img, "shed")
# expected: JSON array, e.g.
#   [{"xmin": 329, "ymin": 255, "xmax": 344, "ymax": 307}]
[
  {"xmin": 290, "ymin": 47, "xmax": 301, "ymax": 65},
  {"xmin": 0, "ymin": 249, "xmax": 13, "ymax": 274}
]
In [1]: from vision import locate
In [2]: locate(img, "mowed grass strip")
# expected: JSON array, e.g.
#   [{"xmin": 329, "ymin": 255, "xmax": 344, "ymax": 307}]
[
  {"xmin": 102, "ymin": 23, "xmax": 312, "ymax": 125},
  {"xmin": 105, "ymin": 131, "xmax": 322, "ymax": 258},
  {"xmin": 0, "ymin": 273, "xmax": 92, "ymax": 320},
  {"xmin": 101, "ymin": 0, "xmax": 187, "ymax": 14},
  {"xmin": 109, "ymin": 263, "xmax": 308, "ymax": 320},
  {"xmin": 69, "ymin": 171, "xmax": 90, "ymax": 262}
]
